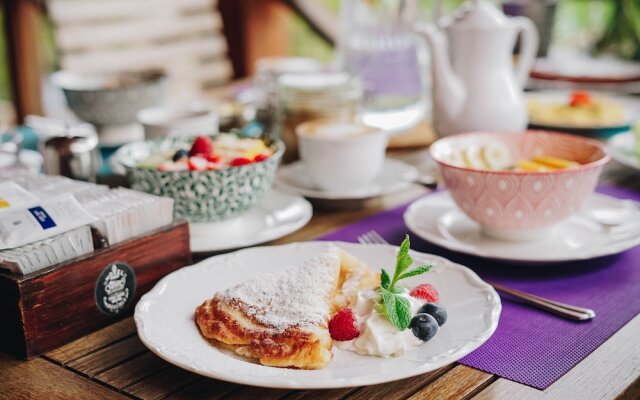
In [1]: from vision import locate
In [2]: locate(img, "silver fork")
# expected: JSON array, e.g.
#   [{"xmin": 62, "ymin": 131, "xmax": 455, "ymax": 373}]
[{"xmin": 357, "ymin": 230, "xmax": 596, "ymax": 321}]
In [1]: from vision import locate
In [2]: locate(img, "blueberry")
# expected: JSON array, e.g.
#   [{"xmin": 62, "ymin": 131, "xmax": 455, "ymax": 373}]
[
  {"xmin": 172, "ymin": 149, "xmax": 189, "ymax": 162},
  {"xmin": 418, "ymin": 303, "xmax": 447, "ymax": 326},
  {"xmin": 410, "ymin": 313, "xmax": 439, "ymax": 342}
]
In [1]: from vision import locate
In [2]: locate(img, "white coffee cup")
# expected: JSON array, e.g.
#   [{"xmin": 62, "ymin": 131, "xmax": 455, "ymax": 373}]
[
  {"xmin": 296, "ymin": 118, "xmax": 388, "ymax": 193},
  {"xmin": 137, "ymin": 101, "xmax": 218, "ymax": 139}
]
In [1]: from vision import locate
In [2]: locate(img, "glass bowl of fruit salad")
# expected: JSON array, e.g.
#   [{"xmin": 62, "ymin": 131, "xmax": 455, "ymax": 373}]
[
  {"xmin": 114, "ymin": 134, "xmax": 284, "ymax": 222},
  {"xmin": 430, "ymin": 131, "xmax": 610, "ymax": 241}
]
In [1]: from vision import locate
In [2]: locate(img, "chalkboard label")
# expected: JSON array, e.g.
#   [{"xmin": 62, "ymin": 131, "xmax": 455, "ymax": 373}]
[{"xmin": 95, "ymin": 262, "xmax": 136, "ymax": 315}]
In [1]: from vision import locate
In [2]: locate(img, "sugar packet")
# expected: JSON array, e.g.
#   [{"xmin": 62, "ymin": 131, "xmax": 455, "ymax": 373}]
[
  {"xmin": 0, "ymin": 195, "xmax": 97, "ymax": 250},
  {"xmin": 0, "ymin": 225, "xmax": 94, "ymax": 274},
  {"xmin": 0, "ymin": 181, "xmax": 38, "ymax": 211}
]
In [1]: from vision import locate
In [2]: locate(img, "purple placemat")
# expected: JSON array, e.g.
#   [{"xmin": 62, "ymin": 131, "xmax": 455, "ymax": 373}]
[{"xmin": 319, "ymin": 186, "xmax": 640, "ymax": 390}]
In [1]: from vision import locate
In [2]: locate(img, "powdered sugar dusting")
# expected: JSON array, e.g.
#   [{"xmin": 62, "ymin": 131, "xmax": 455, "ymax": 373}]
[{"xmin": 220, "ymin": 247, "xmax": 342, "ymax": 331}]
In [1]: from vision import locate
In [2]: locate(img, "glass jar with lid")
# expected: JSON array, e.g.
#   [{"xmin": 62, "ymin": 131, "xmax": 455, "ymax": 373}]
[{"xmin": 274, "ymin": 71, "xmax": 362, "ymax": 162}]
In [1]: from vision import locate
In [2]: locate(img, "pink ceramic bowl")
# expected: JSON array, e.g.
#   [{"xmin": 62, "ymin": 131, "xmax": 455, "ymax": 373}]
[{"xmin": 430, "ymin": 131, "xmax": 610, "ymax": 241}]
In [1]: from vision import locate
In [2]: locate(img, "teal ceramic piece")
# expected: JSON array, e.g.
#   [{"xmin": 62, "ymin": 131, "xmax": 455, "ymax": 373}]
[{"xmin": 116, "ymin": 136, "xmax": 284, "ymax": 222}]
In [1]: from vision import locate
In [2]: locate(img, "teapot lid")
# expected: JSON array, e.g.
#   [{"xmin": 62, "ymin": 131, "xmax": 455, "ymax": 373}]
[{"xmin": 444, "ymin": 0, "xmax": 511, "ymax": 30}]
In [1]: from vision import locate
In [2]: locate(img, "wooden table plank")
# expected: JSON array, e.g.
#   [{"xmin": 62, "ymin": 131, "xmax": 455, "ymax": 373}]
[
  {"xmin": 45, "ymin": 318, "xmax": 137, "ymax": 364},
  {"xmin": 344, "ymin": 366, "xmax": 454, "ymax": 400},
  {"xmin": 125, "ymin": 364, "xmax": 202, "ymax": 399},
  {"xmin": 473, "ymin": 314, "xmax": 640, "ymax": 400},
  {"xmin": 408, "ymin": 365, "xmax": 494, "ymax": 400},
  {"xmin": 0, "ymin": 353, "xmax": 127, "ymax": 399},
  {"xmin": 163, "ymin": 377, "xmax": 239, "ymax": 400},
  {"xmin": 283, "ymin": 388, "xmax": 359, "ymax": 400},
  {"xmin": 618, "ymin": 377, "xmax": 640, "ymax": 400},
  {"xmin": 224, "ymin": 386, "xmax": 292, "ymax": 400},
  {"xmin": 67, "ymin": 335, "xmax": 148, "ymax": 377},
  {"xmin": 95, "ymin": 351, "xmax": 169, "ymax": 389}
]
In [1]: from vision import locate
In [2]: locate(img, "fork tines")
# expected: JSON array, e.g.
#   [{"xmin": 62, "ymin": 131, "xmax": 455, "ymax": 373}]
[{"xmin": 358, "ymin": 231, "xmax": 388, "ymax": 245}]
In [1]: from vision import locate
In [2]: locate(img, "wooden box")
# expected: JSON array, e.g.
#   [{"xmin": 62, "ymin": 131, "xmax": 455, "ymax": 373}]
[{"xmin": 0, "ymin": 221, "xmax": 191, "ymax": 359}]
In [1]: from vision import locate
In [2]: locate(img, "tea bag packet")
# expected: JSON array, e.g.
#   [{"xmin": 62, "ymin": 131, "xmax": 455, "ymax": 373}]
[
  {"xmin": 0, "ymin": 181, "xmax": 38, "ymax": 211},
  {"xmin": 1, "ymin": 170, "xmax": 108, "ymax": 200},
  {"xmin": 0, "ymin": 195, "xmax": 97, "ymax": 250},
  {"xmin": 0, "ymin": 225, "xmax": 94, "ymax": 274},
  {"xmin": 84, "ymin": 188, "xmax": 173, "ymax": 245}
]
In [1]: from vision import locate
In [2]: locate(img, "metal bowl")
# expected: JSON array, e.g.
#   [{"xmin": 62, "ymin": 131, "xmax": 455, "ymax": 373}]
[{"xmin": 51, "ymin": 69, "xmax": 166, "ymax": 126}]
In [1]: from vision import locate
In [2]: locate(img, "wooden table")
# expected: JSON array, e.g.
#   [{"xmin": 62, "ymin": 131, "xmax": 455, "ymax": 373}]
[{"xmin": 1, "ymin": 155, "xmax": 639, "ymax": 400}]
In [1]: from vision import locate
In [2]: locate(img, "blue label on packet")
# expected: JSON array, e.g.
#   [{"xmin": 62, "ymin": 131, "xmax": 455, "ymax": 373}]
[{"xmin": 28, "ymin": 206, "xmax": 57, "ymax": 230}]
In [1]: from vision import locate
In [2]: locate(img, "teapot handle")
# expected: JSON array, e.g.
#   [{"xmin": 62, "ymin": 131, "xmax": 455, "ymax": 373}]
[{"xmin": 512, "ymin": 16, "xmax": 539, "ymax": 88}]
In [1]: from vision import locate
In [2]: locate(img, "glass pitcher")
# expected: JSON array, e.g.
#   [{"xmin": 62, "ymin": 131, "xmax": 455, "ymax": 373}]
[{"xmin": 337, "ymin": 0, "xmax": 430, "ymax": 132}]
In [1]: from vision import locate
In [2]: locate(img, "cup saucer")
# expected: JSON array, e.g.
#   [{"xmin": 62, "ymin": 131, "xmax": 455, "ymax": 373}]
[
  {"xmin": 189, "ymin": 190, "xmax": 312, "ymax": 253},
  {"xmin": 274, "ymin": 158, "xmax": 419, "ymax": 200},
  {"xmin": 607, "ymin": 131, "xmax": 640, "ymax": 171},
  {"xmin": 404, "ymin": 191, "xmax": 640, "ymax": 263}
]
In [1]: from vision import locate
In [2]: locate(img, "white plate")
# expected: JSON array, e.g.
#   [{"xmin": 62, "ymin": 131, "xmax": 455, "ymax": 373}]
[
  {"xmin": 135, "ymin": 242, "xmax": 501, "ymax": 389},
  {"xmin": 275, "ymin": 159, "xmax": 419, "ymax": 200},
  {"xmin": 526, "ymin": 90, "xmax": 639, "ymax": 131},
  {"xmin": 532, "ymin": 49, "xmax": 640, "ymax": 83},
  {"xmin": 189, "ymin": 190, "xmax": 312, "ymax": 253},
  {"xmin": 135, "ymin": 241, "xmax": 500, "ymax": 389},
  {"xmin": 608, "ymin": 131, "xmax": 640, "ymax": 171},
  {"xmin": 404, "ymin": 191, "xmax": 640, "ymax": 263}
]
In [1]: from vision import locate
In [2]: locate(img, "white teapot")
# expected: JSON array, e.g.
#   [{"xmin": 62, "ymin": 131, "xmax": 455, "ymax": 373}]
[{"xmin": 416, "ymin": 0, "xmax": 539, "ymax": 137}]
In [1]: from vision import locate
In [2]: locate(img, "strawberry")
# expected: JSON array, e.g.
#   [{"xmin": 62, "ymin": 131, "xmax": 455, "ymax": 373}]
[
  {"xmin": 206, "ymin": 153, "xmax": 221, "ymax": 163},
  {"xmin": 188, "ymin": 156, "xmax": 208, "ymax": 171},
  {"xmin": 569, "ymin": 91, "xmax": 592, "ymax": 107},
  {"xmin": 230, "ymin": 157, "xmax": 253, "ymax": 167},
  {"xmin": 410, "ymin": 284, "xmax": 439, "ymax": 303},
  {"xmin": 189, "ymin": 136, "xmax": 213, "ymax": 157},
  {"xmin": 328, "ymin": 308, "xmax": 360, "ymax": 341},
  {"xmin": 253, "ymin": 153, "xmax": 269, "ymax": 162}
]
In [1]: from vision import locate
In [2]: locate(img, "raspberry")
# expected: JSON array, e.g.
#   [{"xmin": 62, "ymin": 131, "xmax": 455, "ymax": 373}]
[
  {"xmin": 410, "ymin": 284, "xmax": 439, "ymax": 303},
  {"xmin": 328, "ymin": 308, "xmax": 359, "ymax": 341},
  {"xmin": 230, "ymin": 157, "xmax": 252, "ymax": 167},
  {"xmin": 189, "ymin": 136, "xmax": 213, "ymax": 157}
]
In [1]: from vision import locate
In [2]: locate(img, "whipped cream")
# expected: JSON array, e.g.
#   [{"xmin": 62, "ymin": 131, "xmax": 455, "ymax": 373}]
[{"xmin": 336, "ymin": 288, "xmax": 424, "ymax": 357}]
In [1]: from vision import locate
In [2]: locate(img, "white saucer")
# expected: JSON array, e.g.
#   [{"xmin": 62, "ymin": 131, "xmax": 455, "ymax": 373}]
[
  {"xmin": 190, "ymin": 190, "xmax": 312, "ymax": 253},
  {"xmin": 275, "ymin": 159, "xmax": 419, "ymax": 200},
  {"xmin": 404, "ymin": 191, "xmax": 640, "ymax": 263},
  {"xmin": 135, "ymin": 242, "xmax": 500, "ymax": 389},
  {"xmin": 607, "ymin": 131, "xmax": 640, "ymax": 170}
]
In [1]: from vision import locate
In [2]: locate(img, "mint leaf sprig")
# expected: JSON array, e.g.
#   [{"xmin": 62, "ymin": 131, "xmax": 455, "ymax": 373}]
[{"xmin": 379, "ymin": 235, "xmax": 431, "ymax": 331}]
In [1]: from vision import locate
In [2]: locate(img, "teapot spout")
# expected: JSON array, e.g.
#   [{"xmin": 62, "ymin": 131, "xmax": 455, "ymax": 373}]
[{"xmin": 415, "ymin": 24, "xmax": 465, "ymax": 128}]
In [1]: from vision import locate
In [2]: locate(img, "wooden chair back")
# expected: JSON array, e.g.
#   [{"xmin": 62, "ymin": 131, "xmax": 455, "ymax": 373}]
[{"xmin": 46, "ymin": 0, "xmax": 233, "ymax": 98}]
